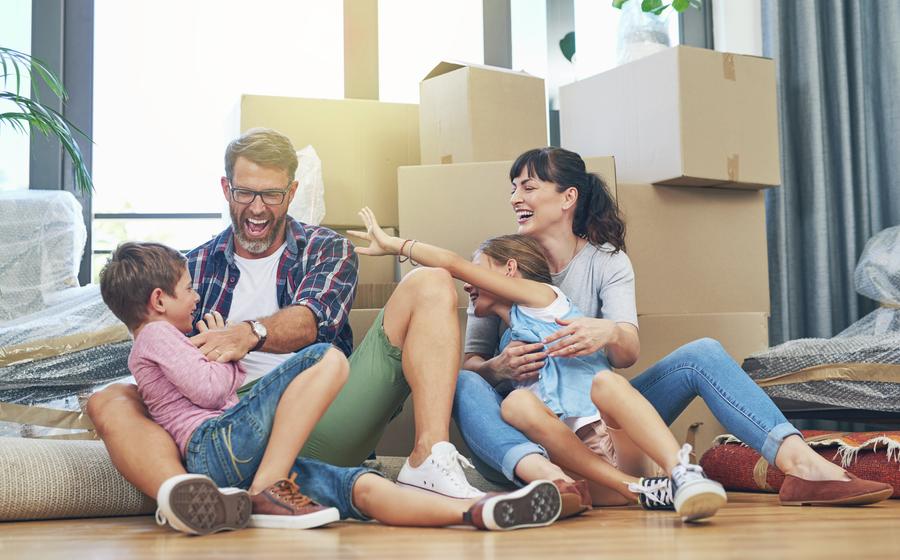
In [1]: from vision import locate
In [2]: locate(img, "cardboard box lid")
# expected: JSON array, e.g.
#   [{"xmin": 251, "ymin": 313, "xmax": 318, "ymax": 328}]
[{"xmin": 423, "ymin": 60, "xmax": 537, "ymax": 81}]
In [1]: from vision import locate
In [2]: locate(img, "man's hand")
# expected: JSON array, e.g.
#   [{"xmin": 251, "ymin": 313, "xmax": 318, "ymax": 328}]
[
  {"xmin": 544, "ymin": 317, "xmax": 618, "ymax": 358},
  {"xmin": 484, "ymin": 341, "xmax": 547, "ymax": 384},
  {"xmin": 190, "ymin": 320, "xmax": 256, "ymax": 363}
]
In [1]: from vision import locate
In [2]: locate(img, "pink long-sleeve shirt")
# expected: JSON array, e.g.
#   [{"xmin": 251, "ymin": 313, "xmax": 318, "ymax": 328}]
[{"xmin": 127, "ymin": 320, "xmax": 246, "ymax": 457}]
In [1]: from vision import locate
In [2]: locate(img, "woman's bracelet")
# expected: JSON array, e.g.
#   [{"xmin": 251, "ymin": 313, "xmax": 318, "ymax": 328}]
[
  {"xmin": 409, "ymin": 240, "xmax": 420, "ymax": 267},
  {"xmin": 398, "ymin": 238, "xmax": 412, "ymax": 263}
]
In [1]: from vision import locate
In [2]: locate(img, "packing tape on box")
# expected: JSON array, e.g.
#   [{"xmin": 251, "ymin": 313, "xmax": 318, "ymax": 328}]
[
  {"xmin": 754, "ymin": 363, "xmax": 900, "ymax": 387},
  {"xmin": 723, "ymin": 53, "xmax": 736, "ymax": 81},
  {"xmin": 0, "ymin": 324, "xmax": 130, "ymax": 367},
  {"xmin": 0, "ymin": 402, "xmax": 96, "ymax": 432},
  {"xmin": 727, "ymin": 154, "xmax": 740, "ymax": 181}
]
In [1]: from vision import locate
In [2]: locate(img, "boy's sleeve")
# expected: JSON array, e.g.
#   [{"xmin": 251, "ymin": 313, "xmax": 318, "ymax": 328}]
[
  {"xmin": 292, "ymin": 233, "xmax": 358, "ymax": 345},
  {"xmin": 142, "ymin": 322, "xmax": 245, "ymax": 409}
]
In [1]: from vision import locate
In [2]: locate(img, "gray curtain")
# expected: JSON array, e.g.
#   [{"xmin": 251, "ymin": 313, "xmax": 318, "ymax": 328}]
[{"xmin": 762, "ymin": 0, "xmax": 900, "ymax": 345}]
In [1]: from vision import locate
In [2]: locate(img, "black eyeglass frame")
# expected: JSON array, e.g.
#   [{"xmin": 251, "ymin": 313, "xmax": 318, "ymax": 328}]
[{"xmin": 227, "ymin": 180, "xmax": 293, "ymax": 206}]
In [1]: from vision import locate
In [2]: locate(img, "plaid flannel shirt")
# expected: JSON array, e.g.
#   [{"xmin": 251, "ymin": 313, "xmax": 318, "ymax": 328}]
[{"xmin": 186, "ymin": 218, "xmax": 358, "ymax": 356}]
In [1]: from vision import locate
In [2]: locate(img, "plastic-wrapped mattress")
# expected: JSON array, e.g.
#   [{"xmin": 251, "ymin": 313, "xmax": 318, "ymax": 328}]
[{"xmin": 743, "ymin": 226, "xmax": 900, "ymax": 412}]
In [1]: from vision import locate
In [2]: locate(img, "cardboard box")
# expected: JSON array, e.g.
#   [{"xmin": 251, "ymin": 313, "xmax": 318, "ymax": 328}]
[
  {"xmin": 618, "ymin": 183, "xmax": 769, "ymax": 315},
  {"xmin": 560, "ymin": 46, "xmax": 780, "ymax": 189},
  {"xmin": 240, "ymin": 95, "xmax": 419, "ymax": 227},
  {"xmin": 332, "ymin": 227, "xmax": 398, "ymax": 284},
  {"xmin": 352, "ymin": 283, "xmax": 398, "ymax": 310},
  {"xmin": 419, "ymin": 62, "xmax": 548, "ymax": 165},
  {"xmin": 618, "ymin": 312, "xmax": 770, "ymax": 458},
  {"xmin": 398, "ymin": 157, "xmax": 616, "ymax": 302}
]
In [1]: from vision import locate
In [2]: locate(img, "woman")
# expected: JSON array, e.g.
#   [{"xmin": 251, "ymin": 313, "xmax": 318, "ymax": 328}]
[{"xmin": 453, "ymin": 147, "xmax": 892, "ymax": 511}]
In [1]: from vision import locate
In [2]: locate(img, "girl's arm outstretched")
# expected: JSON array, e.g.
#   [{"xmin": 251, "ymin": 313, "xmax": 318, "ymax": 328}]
[{"xmin": 348, "ymin": 207, "xmax": 556, "ymax": 309}]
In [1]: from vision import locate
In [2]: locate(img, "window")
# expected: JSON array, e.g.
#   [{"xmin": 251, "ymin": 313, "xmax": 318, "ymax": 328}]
[
  {"xmin": 0, "ymin": 0, "xmax": 32, "ymax": 192},
  {"xmin": 91, "ymin": 0, "xmax": 344, "ymax": 278},
  {"xmin": 378, "ymin": 0, "xmax": 483, "ymax": 103}
]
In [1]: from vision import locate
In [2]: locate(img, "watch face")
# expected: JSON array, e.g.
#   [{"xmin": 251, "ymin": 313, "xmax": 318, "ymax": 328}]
[{"xmin": 255, "ymin": 322, "xmax": 267, "ymax": 337}]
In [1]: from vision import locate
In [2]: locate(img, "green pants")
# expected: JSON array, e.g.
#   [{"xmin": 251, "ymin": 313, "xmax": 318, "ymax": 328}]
[{"xmin": 239, "ymin": 308, "xmax": 409, "ymax": 466}]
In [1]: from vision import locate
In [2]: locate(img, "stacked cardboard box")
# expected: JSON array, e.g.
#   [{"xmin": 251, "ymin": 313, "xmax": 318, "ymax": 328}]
[
  {"xmin": 559, "ymin": 46, "xmax": 781, "ymax": 456},
  {"xmin": 239, "ymin": 95, "xmax": 419, "ymax": 229},
  {"xmin": 239, "ymin": 95, "xmax": 413, "ymax": 311}
]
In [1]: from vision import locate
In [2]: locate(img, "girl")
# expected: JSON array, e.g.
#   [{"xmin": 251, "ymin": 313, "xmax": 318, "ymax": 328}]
[
  {"xmin": 350, "ymin": 209, "xmax": 727, "ymax": 522},
  {"xmin": 99, "ymin": 241, "xmax": 564, "ymax": 534}
]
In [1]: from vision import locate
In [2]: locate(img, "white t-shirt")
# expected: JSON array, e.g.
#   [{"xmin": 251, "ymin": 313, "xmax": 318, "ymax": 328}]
[{"xmin": 229, "ymin": 243, "xmax": 293, "ymax": 383}]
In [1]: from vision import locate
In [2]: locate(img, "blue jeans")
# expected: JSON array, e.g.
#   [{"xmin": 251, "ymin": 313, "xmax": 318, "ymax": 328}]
[
  {"xmin": 185, "ymin": 343, "xmax": 378, "ymax": 520},
  {"xmin": 453, "ymin": 337, "xmax": 801, "ymax": 485}
]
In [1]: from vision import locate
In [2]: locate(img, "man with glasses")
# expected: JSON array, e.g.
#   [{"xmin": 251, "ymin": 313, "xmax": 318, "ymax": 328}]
[{"xmin": 87, "ymin": 128, "xmax": 484, "ymax": 533}]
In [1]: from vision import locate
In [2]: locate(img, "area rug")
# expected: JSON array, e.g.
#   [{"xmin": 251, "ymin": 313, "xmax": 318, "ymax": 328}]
[{"xmin": 700, "ymin": 430, "xmax": 900, "ymax": 498}]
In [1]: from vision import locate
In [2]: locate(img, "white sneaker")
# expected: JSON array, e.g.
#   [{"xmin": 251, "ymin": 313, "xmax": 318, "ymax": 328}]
[
  {"xmin": 396, "ymin": 442, "xmax": 486, "ymax": 499},
  {"xmin": 670, "ymin": 444, "xmax": 727, "ymax": 522},
  {"xmin": 155, "ymin": 474, "xmax": 251, "ymax": 535}
]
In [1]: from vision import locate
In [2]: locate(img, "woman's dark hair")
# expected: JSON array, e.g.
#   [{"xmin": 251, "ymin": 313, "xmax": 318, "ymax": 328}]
[
  {"xmin": 478, "ymin": 234, "xmax": 552, "ymax": 284},
  {"xmin": 509, "ymin": 147, "xmax": 626, "ymax": 252}
]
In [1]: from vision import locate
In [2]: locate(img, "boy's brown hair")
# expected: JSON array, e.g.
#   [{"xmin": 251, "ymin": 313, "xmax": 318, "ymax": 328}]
[
  {"xmin": 99, "ymin": 242, "xmax": 187, "ymax": 331},
  {"xmin": 477, "ymin": 234, "xmax": 552, "ymax": 284}
]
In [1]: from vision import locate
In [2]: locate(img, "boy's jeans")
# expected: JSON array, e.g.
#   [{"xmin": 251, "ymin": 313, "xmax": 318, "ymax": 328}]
[
  {"xmin": 453, "ymin": 337, "xmax": 801, "ymax": 485},
  {"xmin": 185, "ymin": 343, "xmax": 378, "ymax": 520}
]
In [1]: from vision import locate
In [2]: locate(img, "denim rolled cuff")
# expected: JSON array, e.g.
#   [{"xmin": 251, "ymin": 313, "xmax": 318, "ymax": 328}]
[
  {"xmin": 761, "ymin": 421, "xmax": 803, "ymax": 465},
  {"xmin": 501, "ymin": 442, "xmax": 549, "ymax": 483},
  {"xmin": 345, "ymin": 467, "xmax": 385, "ymax": 521}
]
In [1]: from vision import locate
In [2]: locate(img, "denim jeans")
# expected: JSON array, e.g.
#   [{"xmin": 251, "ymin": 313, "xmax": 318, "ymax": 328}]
[
  {"xmin": 453, "ymin": 337, "xmax": 801, "ymax": 485},
  {"xmin": 185, "ymin": 342, "xmax": 378, "ymax": 520}
]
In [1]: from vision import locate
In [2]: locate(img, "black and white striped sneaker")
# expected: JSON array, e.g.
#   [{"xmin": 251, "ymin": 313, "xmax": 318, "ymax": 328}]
[
  {"xmin": 155, "ymin": 474, "xmax": 251, "ymax": 535},
  {"xmin": 628, "ymin": 476, "xmax": 675, "ymax": 511}
]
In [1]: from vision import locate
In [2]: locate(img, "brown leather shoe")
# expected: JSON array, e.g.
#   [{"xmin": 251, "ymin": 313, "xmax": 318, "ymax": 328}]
[
  {"xmin": 779, "ymin": 471, "xmax": 893, "ymax": 506},
  {"xmin": 554, "ymin": 479, "xmax": 592, "ymax": 518},
  {"xmin": 249, "ymin": 475, "xmax": 340, "ymax": 529}
]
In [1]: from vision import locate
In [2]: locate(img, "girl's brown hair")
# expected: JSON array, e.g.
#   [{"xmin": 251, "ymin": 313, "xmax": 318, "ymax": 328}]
[{"xmin": 478, "ymin": 234, "xmax": 552, "ymax": 284}]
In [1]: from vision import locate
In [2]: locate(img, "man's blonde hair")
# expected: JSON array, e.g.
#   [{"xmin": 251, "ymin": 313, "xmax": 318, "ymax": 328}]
[{"xmin": 225, "ymin": 128, "xmax": 298, "ymax": 181}]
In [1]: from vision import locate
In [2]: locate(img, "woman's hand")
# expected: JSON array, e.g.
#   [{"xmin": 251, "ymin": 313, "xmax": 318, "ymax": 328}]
[
  {"xmin": 484, "ymin": 341, "xmax": 547, "ymax": 384},
  {"xmin": 347, "ymin": 207, "xmax": 403, "ymax": 256},
  {"xmin": 544, "ymin": 316, "xmax": 618, "ymax": 358}
]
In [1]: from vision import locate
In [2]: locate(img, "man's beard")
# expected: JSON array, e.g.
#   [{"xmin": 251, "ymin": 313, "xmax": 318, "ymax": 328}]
[{"xmin": 231, "ymin": 206, "xmax": 285, "ymax": 255}]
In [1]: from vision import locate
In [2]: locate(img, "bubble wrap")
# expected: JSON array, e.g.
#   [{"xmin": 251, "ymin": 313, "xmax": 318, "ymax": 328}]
[
  {"xmin": 744, "ymin": 226, "xmax": 900, "ymax": 411},
  {"xmin": 0, "ymin": 190, "xmax": 87, "ymax": 322}
]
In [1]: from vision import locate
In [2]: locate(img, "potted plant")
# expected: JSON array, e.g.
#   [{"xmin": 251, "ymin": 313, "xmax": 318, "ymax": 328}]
[
  {"xmin": 613, "ymin": 0, "xmax": 702, "ymax": 65},
  {"xmin": 1, "ymin": 47, "xmax": 93, "ymax": 195}
]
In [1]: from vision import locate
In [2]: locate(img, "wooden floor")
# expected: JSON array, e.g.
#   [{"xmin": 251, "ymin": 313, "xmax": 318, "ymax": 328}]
[{"xmin": 2, "ymin": 493, "xmax": 899, "ymax": 560}]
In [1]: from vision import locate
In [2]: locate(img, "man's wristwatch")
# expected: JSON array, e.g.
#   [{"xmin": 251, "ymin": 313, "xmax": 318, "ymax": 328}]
[{"xmin": 244, "ymin": 320, "xmax": 267, "ymax": 352}]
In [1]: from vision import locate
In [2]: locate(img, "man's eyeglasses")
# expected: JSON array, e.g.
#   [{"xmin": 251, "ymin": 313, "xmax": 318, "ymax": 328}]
[{"xmin": 228, "ymin": 181, "xmax": 291, "ymax": 205}]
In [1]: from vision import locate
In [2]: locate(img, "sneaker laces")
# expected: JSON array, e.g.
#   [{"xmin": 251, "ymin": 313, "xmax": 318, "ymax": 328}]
[
  {"xmin": 627, "ymin": 477, "xmax": 672, "ymax": 507},
  {"xmin": 271, "ymin": 473, "xmax": 313, "ymax": 509},
  {"xmin": 434, "ymin": 447, "xmax": 477, "ymax": 492},
  {"xmin": 671, "ymin": 443, "xmax": 705, "ymax": 487}
]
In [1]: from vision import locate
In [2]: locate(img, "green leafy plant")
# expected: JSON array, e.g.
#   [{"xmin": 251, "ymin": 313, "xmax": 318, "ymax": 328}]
[
  {"xmin": 0, "ymin": 47, "xmax": 93, "ymax": 195},
  {"xmin": 613, "ymin": 0, "xmax": 702, "ymax": 16}
]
